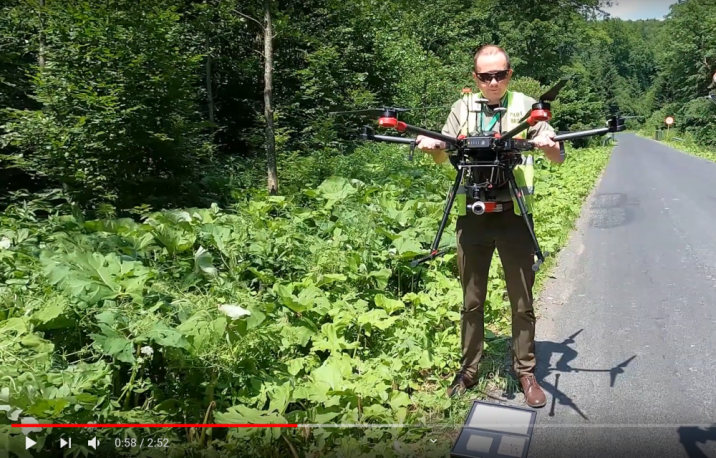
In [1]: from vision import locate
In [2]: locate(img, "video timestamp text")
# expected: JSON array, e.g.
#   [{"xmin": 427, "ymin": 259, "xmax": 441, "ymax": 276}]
[{"xmin": 115, "ymin": 437, "xmax": 170, "ymax": 448}]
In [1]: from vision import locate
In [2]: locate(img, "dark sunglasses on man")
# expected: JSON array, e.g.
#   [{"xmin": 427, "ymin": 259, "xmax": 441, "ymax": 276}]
[{"xmin": 476, "ymin": 69, "xmax": 510, "ymax": 83}]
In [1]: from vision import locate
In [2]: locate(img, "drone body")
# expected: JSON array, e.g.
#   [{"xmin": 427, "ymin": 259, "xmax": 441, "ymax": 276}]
[{"xmin": 330, "ymin": 76, "xmax": 625, "ymax": 269}]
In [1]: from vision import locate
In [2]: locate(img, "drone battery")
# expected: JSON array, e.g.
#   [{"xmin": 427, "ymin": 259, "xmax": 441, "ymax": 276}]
[{"xmin": 466, "ymin": 137, "xmax": 492, "ymax": 148}]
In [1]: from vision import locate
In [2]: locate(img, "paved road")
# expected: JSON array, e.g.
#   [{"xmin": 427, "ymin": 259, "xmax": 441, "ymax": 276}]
[{"xmin": 523, "ymin": 134, "xmax": 716, "ymax": 458}]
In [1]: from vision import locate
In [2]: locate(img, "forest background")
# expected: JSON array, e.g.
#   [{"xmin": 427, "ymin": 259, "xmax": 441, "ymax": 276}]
[{"xmin": 0, "ymin": 0, "xmax": 715, "ymax": 457}]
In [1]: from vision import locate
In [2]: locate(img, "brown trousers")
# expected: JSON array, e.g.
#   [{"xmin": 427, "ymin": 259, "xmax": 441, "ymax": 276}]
[{"xmin": 456, "ymin": 204, "xmax": 537, "ymax": 379}]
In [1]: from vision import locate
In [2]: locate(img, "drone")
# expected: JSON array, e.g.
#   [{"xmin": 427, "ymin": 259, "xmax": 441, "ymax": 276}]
[
  {"xmin": 330, "ymin": 77, "xmax": 625, "ymax": 271},
  {"xmin": 706, "ymin": 71, "xmax": 716, "ymax": 105}
]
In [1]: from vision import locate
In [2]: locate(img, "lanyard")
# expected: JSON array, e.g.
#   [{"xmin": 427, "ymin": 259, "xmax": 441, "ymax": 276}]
[
  {"xmin": 480, "ymin": 111, "xmax": 500, "ymax": 132},
  {"xmin": 478, "ymin": 93, "xmax": 507, "ymax": 133}
]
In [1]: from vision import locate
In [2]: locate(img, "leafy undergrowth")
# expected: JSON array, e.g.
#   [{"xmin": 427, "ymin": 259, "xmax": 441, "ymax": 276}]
[{"xmin": 0, "ymin": 143, "xmax": 611, "ymax": 457}]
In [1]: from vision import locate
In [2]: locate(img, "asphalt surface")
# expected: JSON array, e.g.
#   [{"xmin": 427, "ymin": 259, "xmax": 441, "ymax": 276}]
[{"xmin": 522, "ymin": 134, "xmax": 716, "ymax": 458}]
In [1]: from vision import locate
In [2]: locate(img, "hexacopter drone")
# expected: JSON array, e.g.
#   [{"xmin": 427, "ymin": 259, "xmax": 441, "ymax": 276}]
[
  {"xmin": 707, "ymin": 71, "xmax": 716, "ymax": 105},
  {"xmin": 331, "ymin": 77, "xmax": 625, "ymax": 271}
]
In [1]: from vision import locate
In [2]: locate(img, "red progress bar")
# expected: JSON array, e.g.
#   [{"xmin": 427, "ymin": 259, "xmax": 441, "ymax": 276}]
[{"xmin": 11, "ymin": 424, "xmax": 297, "ymax": 428}]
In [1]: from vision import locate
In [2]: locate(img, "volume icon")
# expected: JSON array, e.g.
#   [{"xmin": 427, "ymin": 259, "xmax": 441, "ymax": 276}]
[{"xmin": 88, "ymin": 437, "xmax": 99, "ymax": 450}]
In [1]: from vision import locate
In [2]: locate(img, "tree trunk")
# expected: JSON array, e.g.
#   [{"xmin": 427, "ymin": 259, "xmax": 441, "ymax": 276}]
[
  {"xmin": 38, "ymin": 0, "xmax": 45, "ymax": 67},
  {"xmin": 263, "ymin": 0, "xmax": 278, "ymax": 195},
  {"xmin": 206, "ymin": 39, "xmax": 215, "ymax": 128}
]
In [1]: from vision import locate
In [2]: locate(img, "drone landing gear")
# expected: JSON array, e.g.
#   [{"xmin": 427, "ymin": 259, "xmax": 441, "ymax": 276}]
[
  {"xmin": 505, "ymin": 168, "xmax": 549, "ymax": 272},
  {"xmin": 410, "ymin": 168, "xmax": 549, "ymax": 271},
  {"xmin": 409, "ymin": 167, "xmax": 466, "ymax": 267}
]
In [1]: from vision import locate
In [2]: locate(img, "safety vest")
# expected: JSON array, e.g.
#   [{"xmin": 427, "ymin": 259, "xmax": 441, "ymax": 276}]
[{"xmin": 455, "ymin": 89, "xmax": 535, "ymax": 216}]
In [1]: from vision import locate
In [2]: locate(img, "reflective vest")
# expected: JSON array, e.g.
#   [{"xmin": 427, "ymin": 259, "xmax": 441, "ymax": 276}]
[{"xmin": 455, "ymin": 89, "xmax": 535, "ymax": 216}]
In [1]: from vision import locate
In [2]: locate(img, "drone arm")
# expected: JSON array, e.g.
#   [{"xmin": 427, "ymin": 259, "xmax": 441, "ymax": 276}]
[
  {"xmin": 552, "ymin": 116, "xmax": 625, "ymax": 142},
  {"xmin": 497, "ymin": 107, "xmax": 553, "ymax": 143},
  {"xmin": 359, "ymin": 126, "xmax": 415, "ymax": 145},
  {"xmin": 370, "ymin": 134, "xmax": 415, "ymax": 145},
  {"xmin": 553, "ymin": 127, "xmax": 610, "ymax": 142},
  {"xmin": 498, "ymin": 120, "xmax": 532, "ymax": 143},
  {"xmin": 358, "ymin": 124, "xmax": 450, "ymax": 163},
  {"xmin": 378, "ymin": 117, "xmax": 458, "ymax": 146}
]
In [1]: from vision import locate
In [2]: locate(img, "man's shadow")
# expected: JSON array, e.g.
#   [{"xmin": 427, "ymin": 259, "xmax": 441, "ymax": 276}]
[
  {"xmin": 678, "ymin": 424, "xmax": 716, "ymax": 458},
  {"xmin": 526, "ymin": 329, "xmax": 637, "ymax": 419}
]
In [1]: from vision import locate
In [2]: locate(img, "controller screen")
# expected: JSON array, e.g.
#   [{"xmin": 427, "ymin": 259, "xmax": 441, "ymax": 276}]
[{"xmin": 467, "ymin": 403, "xmax": 531, "ymax": 436}]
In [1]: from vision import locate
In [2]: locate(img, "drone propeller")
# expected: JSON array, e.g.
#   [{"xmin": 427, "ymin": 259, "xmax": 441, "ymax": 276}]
[
  {"xmin": 540, "ymin": 76, "xmax": 571, "ymax": 102},
  {"xmin": 561, "ymin": 329, "xmax": 584, "ymax": 346},
  {"xmin": 329, "ymin": 107, "xmax": 410, "ymax": 116},
  {"xmin": 328, "ymin": 105, "xmax": 452, "ymax": 117},
  {"xmin": 608, "ymin": 355, "xmax": 637, "ymax": 387},
  {"xmin": 606, "ymin": 107, "xmax": 642, "ymax": 119},
  {"xmin": 519, "ymin": 75, "xmax": 572, "ymax": 122}
]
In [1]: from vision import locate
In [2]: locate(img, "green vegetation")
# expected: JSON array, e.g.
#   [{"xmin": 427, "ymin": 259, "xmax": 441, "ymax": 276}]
[
  {"xmin": 663, "ymin": 139, "xmax": 716, "ymax": 162},
  {"xmin": 637, "ymin": 130, "xmax": 716, "ymax": 163},
  {"xmin": 0, "ymin": 144, "xmax": 610, "ymax": 457},
  {"xmin": 0, "ymin": 0, "xmax": 714, "ymax": 456},
  {"xmin": 630, "ymin": 0, "xmax": 716, "ymax": 145}
]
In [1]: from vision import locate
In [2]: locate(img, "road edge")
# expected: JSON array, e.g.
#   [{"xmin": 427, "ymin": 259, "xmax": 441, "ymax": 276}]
[{"xmin": 533, "ymin": 151, "xmax": 609, "ymax": 335}]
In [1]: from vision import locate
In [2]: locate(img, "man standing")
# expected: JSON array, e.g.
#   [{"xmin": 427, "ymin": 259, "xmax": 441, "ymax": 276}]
[{"xmin": 415, "ymin": 44, "xmax": 564, "ymax": 408}]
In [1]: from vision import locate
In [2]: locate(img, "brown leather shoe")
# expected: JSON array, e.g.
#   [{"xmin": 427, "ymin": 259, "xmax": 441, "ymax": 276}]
[
  {"xmin": 447, "ymin": 372, "xmax": 476, "ymax": 398},
  {"xmin": 519, "ymin": 373, "xmax": 546, "ymax": 408}
]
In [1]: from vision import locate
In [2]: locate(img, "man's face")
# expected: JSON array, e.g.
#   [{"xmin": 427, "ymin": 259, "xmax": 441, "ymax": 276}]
[{"xmin": 473, "ymin": 53, "xmax": 512, "ymax": 101}]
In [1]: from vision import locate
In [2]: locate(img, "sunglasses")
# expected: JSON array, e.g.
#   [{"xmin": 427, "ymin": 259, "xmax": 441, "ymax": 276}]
[{"xmin": 476, "ymin": 70, "xmax": 510, "ymax": 83}]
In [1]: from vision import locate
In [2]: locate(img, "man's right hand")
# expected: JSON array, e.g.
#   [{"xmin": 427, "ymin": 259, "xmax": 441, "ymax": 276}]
[{"xmin": 416, "ymin": 135, "xmax": 447, "ymax": 151}]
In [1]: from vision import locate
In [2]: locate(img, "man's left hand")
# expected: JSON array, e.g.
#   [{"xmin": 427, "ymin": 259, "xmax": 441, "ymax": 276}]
[
  {"xmin": 530, "ymin": 131, "xmax": 564, "ymax": 163},
  {"xmin": 530, "ymin": 131, "xmax": 557, "ymax": 150}
]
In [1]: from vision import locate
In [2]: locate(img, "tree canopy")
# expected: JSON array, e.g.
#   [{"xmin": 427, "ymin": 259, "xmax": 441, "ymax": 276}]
[{"xmin": 1, "ymin": 0, "xmax": 714, "ymax": 209}]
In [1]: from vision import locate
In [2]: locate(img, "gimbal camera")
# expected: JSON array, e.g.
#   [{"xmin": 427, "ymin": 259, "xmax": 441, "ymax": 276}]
[{"xmin": 331, "ymin": 76, "xmax": 626, "ymax": 271}]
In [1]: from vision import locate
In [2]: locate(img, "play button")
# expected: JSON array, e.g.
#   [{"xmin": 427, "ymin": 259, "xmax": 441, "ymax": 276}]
[{"xmin": 25, "ymin": 436, "xmax": 36, "ymax": 450}]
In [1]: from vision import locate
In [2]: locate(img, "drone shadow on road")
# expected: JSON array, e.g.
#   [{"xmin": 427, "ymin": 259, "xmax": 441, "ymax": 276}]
[
  {"xmin": 587, "ymin": 192, "xmax": 641, "ymax": 229},
  {"xmin": 678, "ymin": 424, "xmax": 716, "ymax": 458},
  {"xmin": 532, "ymin": 329, "xmax": 637, "ymax": 420}
]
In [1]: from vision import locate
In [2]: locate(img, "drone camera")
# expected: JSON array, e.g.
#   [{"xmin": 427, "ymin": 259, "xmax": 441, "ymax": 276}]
[
  {"xmin": 467, "ymin": 201, "xmax": 502, "ymax": 215},
  {"xmin": 468, "ymin": 201, "xmax": 487, "ymax": 215}
]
